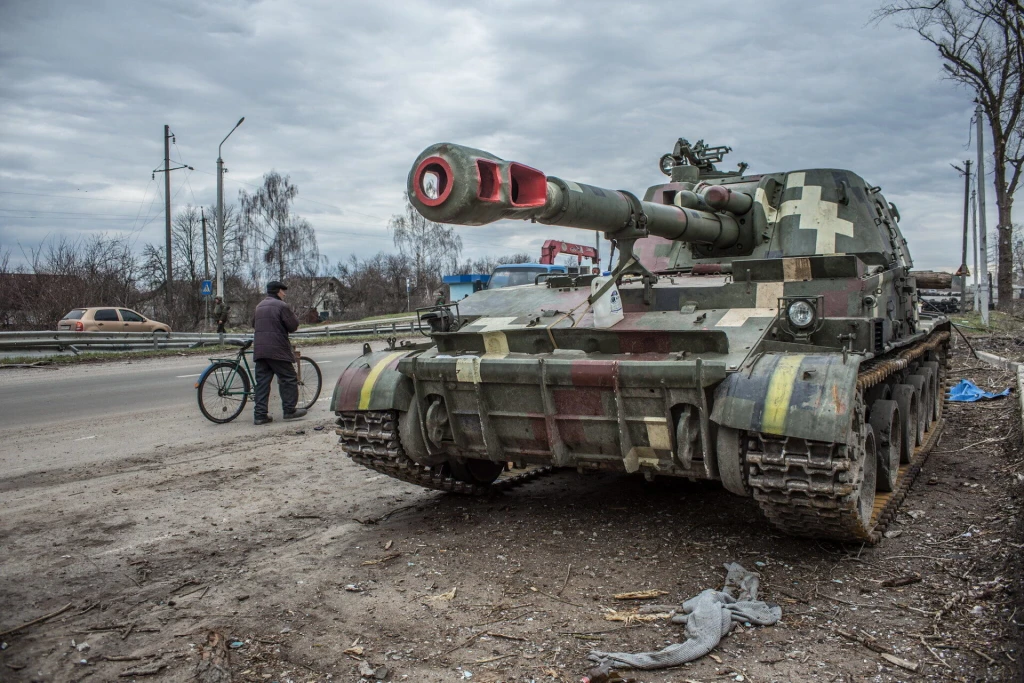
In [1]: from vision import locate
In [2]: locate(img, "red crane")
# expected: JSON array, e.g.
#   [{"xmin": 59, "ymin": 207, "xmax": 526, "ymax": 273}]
[{"xmin": 539, "ymin": 240, "xmax": 600, "ymax": 266}]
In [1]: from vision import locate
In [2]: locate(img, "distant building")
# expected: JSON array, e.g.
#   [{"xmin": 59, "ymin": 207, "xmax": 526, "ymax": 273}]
[
  {"xmin": 442, "ymin": 274, "xmax": 489, "ymax": 301},
  {"xmin": 301, "ymin": 276, "xmax": 344, "ymax": 322}
]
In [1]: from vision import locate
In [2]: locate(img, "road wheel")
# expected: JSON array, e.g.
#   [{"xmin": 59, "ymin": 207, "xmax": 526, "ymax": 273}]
[
  {"xmin": 913, "ymin": 366, "xmax": 937, "ymax": 426},
  {"xmin": 870, "ymin": 400, "xmax": 901, "ymax": 492},
  {"xmin": 856, "ymin": 424, "xmax": 878, "ymax": 529},
  {"xmin": 904, "ymin": 376, "xmax": 929, "ymax": 442},
  {"xmin": 920, "ymin": 361, "xmax": 942, "ymax": 420},
  {"xmin": 890, "ymin": 384, "xmax": 919, "ymax": 462},
  {"xmin": 197, "ymin": 361, "xmax": 250, "ymax": 423},
  {"xmin": 716, "ymin": 425, "xmax": 749, "ymax": 496}
]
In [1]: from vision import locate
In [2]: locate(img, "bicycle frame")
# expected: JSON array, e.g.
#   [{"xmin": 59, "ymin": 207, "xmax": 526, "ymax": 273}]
[
  {"xmin": 196, "ymin": 347, "xmax": 254, "ymax": 398},
  {"xmin": 198, "ymin": 346, "xmax": 305, "ymax": 399}
]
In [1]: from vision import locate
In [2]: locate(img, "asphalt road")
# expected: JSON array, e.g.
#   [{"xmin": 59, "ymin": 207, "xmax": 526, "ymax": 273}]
[{"xmin": 0, "ymin": 343, "xmax": 362, "ymax": 431}]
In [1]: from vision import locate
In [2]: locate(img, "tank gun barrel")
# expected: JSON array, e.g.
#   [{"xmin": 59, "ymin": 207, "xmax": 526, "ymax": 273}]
[{"xmin": 409, "ymin": 143, "xmax": 743, "ymax": 249}]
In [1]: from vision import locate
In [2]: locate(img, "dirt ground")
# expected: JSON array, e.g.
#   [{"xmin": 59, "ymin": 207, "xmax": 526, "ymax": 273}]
[{"xmin": 1, "ymin": 341, "xmax": 1022, "ymax": 683}]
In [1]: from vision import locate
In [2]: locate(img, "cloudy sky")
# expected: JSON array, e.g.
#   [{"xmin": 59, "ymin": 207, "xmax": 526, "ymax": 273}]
[{"xmin": 0, "ymin": 0, "xmax": 988, "ymax": 273}]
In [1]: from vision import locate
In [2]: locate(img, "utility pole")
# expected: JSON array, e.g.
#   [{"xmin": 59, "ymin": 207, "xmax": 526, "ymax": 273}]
[
  {"xmin": 216, "ymin": 117, "xmax": 245, "ymax": 300},
  {"xmin": 971, "ymin": 188, "xmax": 980, "ymax": 312},
  {"xmin": 975, "ymin": 101, "xmax": 990, "ymax": 325},
  {"xmin": 153, "ymin": 126, "xmax": 193, "ymax": 320},
  {"xmin": 959, "ymin": 159, "xmax": 971, "ymax": 314},
  {"xmin": 200, "ymin": 207, "xmax": 210, "ymax": 281},
  {"xmin": 163, "ymin": 125, "xmax": 172, "ymax": 313}
]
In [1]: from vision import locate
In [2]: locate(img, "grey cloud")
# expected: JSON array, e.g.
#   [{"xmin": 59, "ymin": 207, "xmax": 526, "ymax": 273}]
[{"xmin": 0, "ymin": 0, "xmax": 988, "ymax": 271}]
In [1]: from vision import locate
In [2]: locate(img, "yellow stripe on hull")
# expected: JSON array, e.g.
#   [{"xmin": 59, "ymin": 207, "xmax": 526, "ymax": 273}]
[
  {"xmin": 761, "ymin": 355, "xmax": 804, "ymax": 435},
  {"xmin": 358, "ymin": 351, "xmax": 407, "ymax": 410}
]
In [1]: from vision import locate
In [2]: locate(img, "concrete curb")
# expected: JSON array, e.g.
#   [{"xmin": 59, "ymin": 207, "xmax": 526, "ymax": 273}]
[{"xmin": 975, "ymin": 350, "xmax": 1023, "ymax": 372}]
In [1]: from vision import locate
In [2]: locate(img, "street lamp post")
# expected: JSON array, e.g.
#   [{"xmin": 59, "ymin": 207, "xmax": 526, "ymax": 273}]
[{"xmin": 216, "ymin": 117, "xmax": 245, "ymax": 300}]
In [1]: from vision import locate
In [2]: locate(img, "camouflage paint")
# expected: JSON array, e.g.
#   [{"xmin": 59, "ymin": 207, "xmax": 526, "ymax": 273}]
[
  {"xmin": 331, "ymin": 349, "xmax": 415, "ymax": 413},
  {"xmin": 710, "ymin": 353, "xmax": 862, "ymax": 444}
]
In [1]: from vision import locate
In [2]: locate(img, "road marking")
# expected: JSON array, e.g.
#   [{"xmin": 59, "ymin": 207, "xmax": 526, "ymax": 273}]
[
  {"xmin": 177, "ymin": 373, "xmax": 202, "ymax": 378},
  {"xmin": 74, "ymin": 435, "xmax": 97, "ymax": 441},
  {"xmin": 316, "ymin": 360, "xmax": 333, "ymax": 363}
]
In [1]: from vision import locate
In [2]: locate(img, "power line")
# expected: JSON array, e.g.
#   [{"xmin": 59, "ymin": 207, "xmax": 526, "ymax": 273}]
[
  {"xmin": 172, "ymin": 138, "xmax": 200, "ymax": 207},
  {"xmin": 128, "ymin": 176, "xmax": 155, "ymax": 237},
  {"xmin": 190, "ymin": 166, "xmax": 386, "ymax": 221},
  {"xmin": 0, "ymin": 214, "xmax": 142, "ymax": 221},
  {"xmin": 0, "ymin": 190, "xmax": 147, "ymax": 204},
  {"xmin": 0, "ymin": 207, "xmax": 142, "ymax": 218}
]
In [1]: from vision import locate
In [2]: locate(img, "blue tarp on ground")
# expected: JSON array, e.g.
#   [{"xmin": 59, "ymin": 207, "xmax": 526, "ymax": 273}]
[{"xmin": 947, "ymin": 378, "xmax": 1011, "ymax": 402}]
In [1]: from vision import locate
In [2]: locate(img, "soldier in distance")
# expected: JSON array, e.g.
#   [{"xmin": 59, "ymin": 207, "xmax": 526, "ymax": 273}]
[
  {"xmin": 213, "ymin": 296, "xmax": 230, "ymax": 334},
  {"xmin": 252, "ymin": 281, "xmax": 306, "ymax": 425}
]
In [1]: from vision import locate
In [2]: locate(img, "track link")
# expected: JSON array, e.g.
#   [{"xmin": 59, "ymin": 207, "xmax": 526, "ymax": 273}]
[
  {"xmin": 746, "ymin": 331, "xmax": 950, "ymax": 543},
  {"xmin": 337, "ymin": 410, "xmax": 552, "ymax": 496}
]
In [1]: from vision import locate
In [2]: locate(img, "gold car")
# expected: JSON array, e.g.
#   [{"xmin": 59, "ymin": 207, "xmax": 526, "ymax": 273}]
[{"xmin": 58, "ymin": 307, "xmax": 171, "ymax": 333}]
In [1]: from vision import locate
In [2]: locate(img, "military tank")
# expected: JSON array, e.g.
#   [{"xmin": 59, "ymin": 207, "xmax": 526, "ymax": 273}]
[{"xmin": 331, "ymin": 137, "xmax": 950, "ymax": 543}]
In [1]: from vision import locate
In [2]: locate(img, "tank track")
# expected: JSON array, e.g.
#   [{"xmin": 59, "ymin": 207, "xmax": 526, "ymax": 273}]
[
  {"xmin": 746, "ymin": 331, "xmax": 951, "ymax": 544},
  {"xmin": 337, "ymin": 410, "xmax": 553, "ymax": 496}
]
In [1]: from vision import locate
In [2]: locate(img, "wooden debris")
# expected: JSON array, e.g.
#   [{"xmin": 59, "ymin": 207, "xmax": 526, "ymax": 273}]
[
  {"xmin": 881, "ymin": 573, "xmax": 922, "ymax": 588},
  {"xmin": 487, "ymin": 632, "xmax": 528, "ymax": 641},
  {"xmin": 0, "ymin": 602, "xmax": 73, "ymax": 637},
  {"xmin": 835, "ymin": 629, "xmax": 890, "ymax": 654},
  {"xmin": 880, "ymin": 653, "xmax": 919, "ymax": 672},
  {"xmin": 119, "ymin": 663, "xmax": 166, "ymax": 677},
  {"xmin": 361, "ymin": 552, "xmax": 401, "ymax": 566},
  {"xmin": 612, "ymin": 589, "xmax": 668, "ymax": 600},
  {"xmin": 603, "ymin": 609, "xmax": 670, "ymax": 624}
]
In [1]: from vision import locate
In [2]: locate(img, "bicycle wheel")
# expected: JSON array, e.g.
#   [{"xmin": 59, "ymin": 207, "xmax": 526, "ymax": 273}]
[
  {"xmin": 295, "ymin": 357, "xmax": 322, "ymax": 410},
  {"xmin": 197, "ymin": 361, "xmax": 251, "ymax": 423}
]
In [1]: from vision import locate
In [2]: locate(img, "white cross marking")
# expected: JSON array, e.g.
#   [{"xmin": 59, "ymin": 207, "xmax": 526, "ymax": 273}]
[{"xmin": 778, "ymin": 172, "xmax": 854, "ymax": 254}]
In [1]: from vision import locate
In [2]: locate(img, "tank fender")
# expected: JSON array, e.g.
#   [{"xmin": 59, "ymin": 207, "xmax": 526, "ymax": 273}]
[
  {"xmin": 330, "ymin": 349, "xmax": 415, "ymax": 413},
  {"xmin": 710, "ymin": 353, "xmax": 862, "ymax": 444}
]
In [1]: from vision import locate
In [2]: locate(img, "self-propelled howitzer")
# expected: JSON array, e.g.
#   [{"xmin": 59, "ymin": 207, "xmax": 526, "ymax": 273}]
[{"xmin": 332, "ymin": 137, "xmax": 950, "ymax": 543}]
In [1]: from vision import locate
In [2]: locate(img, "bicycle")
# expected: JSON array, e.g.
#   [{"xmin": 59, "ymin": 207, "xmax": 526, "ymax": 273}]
[{"xmin": 195, "ymin": 339, "xmax": 323, "ymax": 423}]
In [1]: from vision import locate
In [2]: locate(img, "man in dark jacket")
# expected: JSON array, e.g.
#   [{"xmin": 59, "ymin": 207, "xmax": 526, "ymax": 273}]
[{"xmin": 252, "ymin": 281, "xmax": 306, "ymax": 425}]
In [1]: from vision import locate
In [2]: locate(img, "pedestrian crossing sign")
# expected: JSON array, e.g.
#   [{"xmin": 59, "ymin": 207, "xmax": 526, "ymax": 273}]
[{"xmin": 201, "ymin": 280, "xmax": 213, "ymax": 296}]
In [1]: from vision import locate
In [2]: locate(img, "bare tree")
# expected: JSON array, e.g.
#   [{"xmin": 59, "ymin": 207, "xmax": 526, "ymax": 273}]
[
  {"xmin": 875, "ymin": 0, "xmax": 1024, "ymax": 309},
  {"xmin": 333, "ymin": 252, "xmax": 414, "ymax": 319},
  {"xmin": 172, "ymin": 205, "xmax": 206, "ymax": 283},
  {"xmin": 6, "ymin": 235, "xmax": 141, "ymax": 330},
  {"xmin": 238, "ymin": 172, "xmax": 321, "ymax": 284},
  {"xmin": 389, "ymin": 193, "xmax": 463, "ymax": 305}
]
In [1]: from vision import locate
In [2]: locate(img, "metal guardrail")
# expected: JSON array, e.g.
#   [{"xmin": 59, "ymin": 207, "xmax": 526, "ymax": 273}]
[{"xmin": 0, "ymin": 318, "xmax": 425, "ymax": 354}]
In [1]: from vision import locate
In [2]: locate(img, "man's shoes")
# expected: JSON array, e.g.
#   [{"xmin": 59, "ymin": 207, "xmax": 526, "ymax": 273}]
[
  {"xmin": 254, "ymin": 416, "xmax": 274, "ymax": 425},
  {"xmin": 283, "ymin": 408, "xmax": 308, "ymax": 420}
]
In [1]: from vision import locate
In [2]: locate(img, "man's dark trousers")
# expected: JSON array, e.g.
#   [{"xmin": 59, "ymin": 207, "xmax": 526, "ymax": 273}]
[
  {"xmin": 216, "ymin": 321, "xmax": 227, "ymax": 334},
  {"xmin": 254, "ymin": 358, "xmax": 298, "ymax": 419}
]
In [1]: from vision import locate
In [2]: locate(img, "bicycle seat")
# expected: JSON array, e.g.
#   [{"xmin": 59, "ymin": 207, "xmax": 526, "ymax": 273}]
[{"xmin": 227, "ymin": 339, "xmax": 254, "ymax": 351}]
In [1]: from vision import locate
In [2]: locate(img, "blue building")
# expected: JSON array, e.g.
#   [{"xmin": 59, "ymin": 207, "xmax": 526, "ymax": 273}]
[{"xmin": 442, "ymin": 274, "xmax": 490, "ymax": 301}]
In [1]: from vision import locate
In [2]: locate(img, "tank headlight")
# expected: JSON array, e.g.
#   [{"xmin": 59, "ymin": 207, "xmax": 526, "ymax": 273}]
[{"xmin": 787, "ymin": 300, "xmax": 816, "ymax": 329}]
